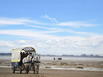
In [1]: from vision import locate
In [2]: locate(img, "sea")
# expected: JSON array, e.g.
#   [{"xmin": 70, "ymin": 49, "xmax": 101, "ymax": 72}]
[{"xmin": 0, "ymin": 55, "xmax": 103, "ymax": 61}]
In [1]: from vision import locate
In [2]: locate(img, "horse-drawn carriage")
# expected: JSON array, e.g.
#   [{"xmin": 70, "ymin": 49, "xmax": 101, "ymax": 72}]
[{"xmin": 11, "ymin": 47, "xmax": 40, "ymax": 74}]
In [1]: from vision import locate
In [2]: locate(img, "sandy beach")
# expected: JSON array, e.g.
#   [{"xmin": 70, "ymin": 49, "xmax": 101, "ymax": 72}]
[
  {"xmin": 0, "ymin": 57, "xmax": 103, "ymax": 77},
  {"xmin": 0, "ymin": 67, "xmax": 103, "ymax": 77}
]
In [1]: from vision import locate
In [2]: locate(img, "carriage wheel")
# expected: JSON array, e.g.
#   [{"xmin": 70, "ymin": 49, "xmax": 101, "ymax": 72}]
[{"xmin": 12, "ymin": 67, "xmax": 15, "ymax": 74}]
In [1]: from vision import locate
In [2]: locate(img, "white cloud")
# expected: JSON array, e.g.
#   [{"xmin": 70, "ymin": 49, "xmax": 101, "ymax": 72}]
[
  {"xmin": 0, "ymin": 17, "xmax": 102, "ymax": 55},
  {"xmin": 0, "ymin": 41, "xmax": 14, "ymax": 47},
  {"xmin": 57, "ymin": 21, "xmax": 96, "ymax": 27},
  {"xmin": 0, "ymin": 17, "xmax": 44, "ymax": 26},
  {"xmin": 51, "ymin": 28, "xmax": 98, "ymax": 36},
  {"xmin": 0, "ymin": 17, "xmax": 57, "ymax": 31},
  {"xmin": 0, "ymin": 29, "xmax": 97, "ymax": 41},
  {"xmin": 0, "ymin": 29, "xmax": 59, "ymax": 40},
  {"xmin": 0, "ymin": 35, "xmax": 103, "ymax": 55},
  {"xmin": 42, "ymin": 14, "xmax": 58, "ymax": 23},
  {"xmin": 0, "ymin": 17, "xmax": 97, "ymax": 28},
  {"xmin": 0, "ymin": 18, "xmax": 29, "ymax": 25},
  {"xmin": 0, "ymin": 17, "xmax": 98, "ymax": 37},
  {"xmin": 0, "ymin": 17, "xmax": 98, "ymax": 36}
]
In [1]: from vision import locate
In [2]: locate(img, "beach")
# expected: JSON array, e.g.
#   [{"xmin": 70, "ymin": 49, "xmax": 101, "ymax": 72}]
[
  {"xmin": 0, "ymin": 67, "xmax": 103, "ymax": 77},
  {"xmin": 0, "ymin": 56, "xmax": 103, "ymax": 77}
]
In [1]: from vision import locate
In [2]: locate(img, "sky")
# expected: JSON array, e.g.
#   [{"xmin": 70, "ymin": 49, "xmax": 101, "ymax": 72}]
[{"xmin": 0, "ymin": 0, "xmax": 103, "ymax": 55}]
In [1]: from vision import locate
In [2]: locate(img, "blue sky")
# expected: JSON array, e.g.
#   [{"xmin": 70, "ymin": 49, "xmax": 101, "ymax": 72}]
[{"xmin": 0, "ymin": 0, "xmax": 103, "ymax": 55}]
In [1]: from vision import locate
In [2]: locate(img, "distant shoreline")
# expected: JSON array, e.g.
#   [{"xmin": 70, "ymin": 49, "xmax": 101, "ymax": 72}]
[
  {"xmin": 0, "ymin": 53, "xmax": 103, "ymax": 58},
  {"xmin": 0, "ymin": 53, "xmax": 11, "ymax": 56}
]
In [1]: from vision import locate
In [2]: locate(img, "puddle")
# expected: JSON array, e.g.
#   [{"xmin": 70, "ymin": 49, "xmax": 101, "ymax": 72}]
[
  {"xmin": 0, "ymin": 66, "xmax": 11, "ymax": 68},
  {"xmin": 1, "ymin": 66, "xmax": 103, "ymax": 72}
]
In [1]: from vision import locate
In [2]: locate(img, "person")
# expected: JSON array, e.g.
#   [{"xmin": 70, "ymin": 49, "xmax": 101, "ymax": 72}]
[{"xmin": 53, "ymin": 57, "xmax": 55, "ymax": 61}]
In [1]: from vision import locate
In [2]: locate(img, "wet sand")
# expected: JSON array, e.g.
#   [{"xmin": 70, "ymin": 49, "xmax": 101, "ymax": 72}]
[
  {"xmin": 0, "ymin": 59, "xmax": 103, "ymax": 77},
  {"xmin": 0, "ymin": 67, "xmax": 103, "ymax": 77}
]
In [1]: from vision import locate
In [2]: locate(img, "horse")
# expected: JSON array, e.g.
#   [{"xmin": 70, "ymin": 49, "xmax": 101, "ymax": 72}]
[
  {"xmin": 22, "ymin": 54, "xmax": 32, "ymax": 74},
  {"xmin": 32, "ymin": 54, "xmax": 40, "ymax": 74}
]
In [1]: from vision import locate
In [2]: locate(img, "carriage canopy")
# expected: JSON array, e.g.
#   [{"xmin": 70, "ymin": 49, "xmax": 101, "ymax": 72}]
[
  {"xmin": 11, "ymin": 47, "xmax": 36, "ymax": 62},
  {"xmin": 22, "ymin": 47, "xmax": 36, "ymax": 52}
]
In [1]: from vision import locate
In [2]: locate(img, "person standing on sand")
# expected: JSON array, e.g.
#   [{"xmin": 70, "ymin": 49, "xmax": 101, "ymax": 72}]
[{"xmin": 53, "ymin": 57, "xmax": 55, "ymax": 60}]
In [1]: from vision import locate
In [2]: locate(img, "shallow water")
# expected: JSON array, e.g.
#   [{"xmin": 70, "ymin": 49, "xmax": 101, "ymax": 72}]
[
  {"xmin": 41, "ymin": 56, "xmax": 103, "ymax": 61},
  {"xmin": 0, "ymin": 65, "xmax": 103, "ymax": 72},
  {"xmin": 0, "ymin": 55, "xmax": 11, "ymax": 60},
  {"xmin": 48, "ymin": 66, "xmax": 103, "ymax": 72}
]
